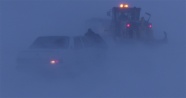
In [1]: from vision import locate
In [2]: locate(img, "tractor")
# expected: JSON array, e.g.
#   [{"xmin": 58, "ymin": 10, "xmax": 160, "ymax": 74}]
[{"xmin": 106, "ymin": 4, "xmax": 166, "ymax": 42}]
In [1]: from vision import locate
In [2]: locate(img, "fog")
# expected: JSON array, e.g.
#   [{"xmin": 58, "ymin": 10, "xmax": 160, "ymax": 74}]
[{"xmin": 0, "ymin": 0, "xmax": 186, "ymax": 98}]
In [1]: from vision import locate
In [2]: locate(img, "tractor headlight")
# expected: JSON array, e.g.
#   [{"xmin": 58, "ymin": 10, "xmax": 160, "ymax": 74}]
[{"xmin": 120, "ymin": 4, "xmax": 129, "ymax": 8}]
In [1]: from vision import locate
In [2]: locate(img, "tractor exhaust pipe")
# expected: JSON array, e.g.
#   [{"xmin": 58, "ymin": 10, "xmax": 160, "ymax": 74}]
[{"xmin": 145, "ymin": 12, "xmax": 151, "ymax": 22}]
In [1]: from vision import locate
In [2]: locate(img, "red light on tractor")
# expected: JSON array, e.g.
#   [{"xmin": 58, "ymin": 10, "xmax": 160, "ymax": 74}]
[
  {"xmin": 126, "ymin": 23, "xmax": 131, "ymax": 28},
  {"xmin": 148, "ymin": 24, "xmax": 152, "ymax": 28},
  {"xmin": 50, "ymin": 59, "xmax": 59, "ymax": 65}
]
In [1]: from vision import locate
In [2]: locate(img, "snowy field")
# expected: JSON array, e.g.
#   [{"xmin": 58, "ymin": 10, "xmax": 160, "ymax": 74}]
[{"xmin": 1, "ymin": 0, "xmax": 186, "ymax": 98}]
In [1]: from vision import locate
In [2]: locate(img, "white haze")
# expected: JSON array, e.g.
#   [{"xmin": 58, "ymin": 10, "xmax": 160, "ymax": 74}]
[{"xmin": 0, "ymin": 0, "xmax": 186, "ymax": 98}]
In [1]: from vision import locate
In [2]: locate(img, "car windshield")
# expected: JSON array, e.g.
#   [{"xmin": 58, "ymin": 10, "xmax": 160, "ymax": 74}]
[{"xmin": 30, "ymin": 36, "xmax": 70, "ymax": 49}]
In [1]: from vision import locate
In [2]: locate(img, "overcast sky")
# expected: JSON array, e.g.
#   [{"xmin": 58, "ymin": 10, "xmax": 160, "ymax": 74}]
[{"xmin": 1, "ymin": 0, "xmax": 185, "ymax": 46}]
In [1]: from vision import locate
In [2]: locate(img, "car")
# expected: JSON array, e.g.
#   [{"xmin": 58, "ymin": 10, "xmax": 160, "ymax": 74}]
[{"xmin": 16, "ymin": 35, "xmax": 107, "ymax": 76}]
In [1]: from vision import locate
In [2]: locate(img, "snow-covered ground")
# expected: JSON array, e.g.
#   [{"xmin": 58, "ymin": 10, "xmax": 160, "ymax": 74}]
[
  {"xmin": 1, "ymin": 41, "xmax": 185, "ymax": 97},
  {"xmin": 1, "ymin": 0, "xmax": 185, "ymax": 98}
]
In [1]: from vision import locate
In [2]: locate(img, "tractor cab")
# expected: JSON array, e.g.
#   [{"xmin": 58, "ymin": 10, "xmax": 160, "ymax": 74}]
[{"xmin": 111, "ymin": 4, "xmax": 141, "ymax": 22}]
